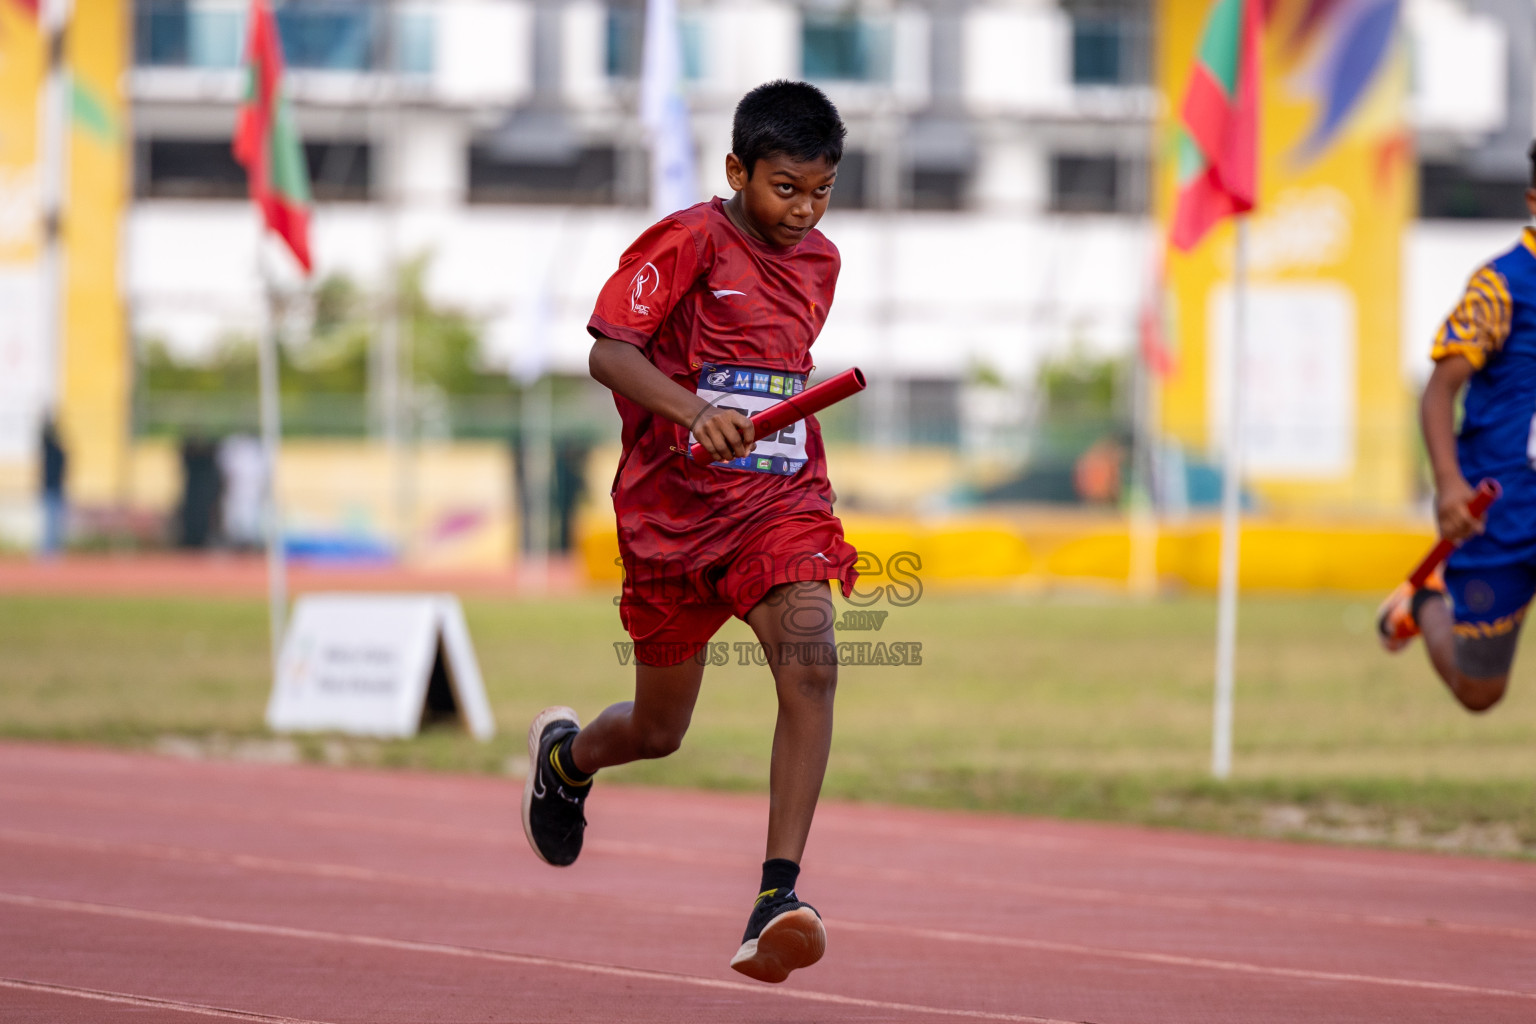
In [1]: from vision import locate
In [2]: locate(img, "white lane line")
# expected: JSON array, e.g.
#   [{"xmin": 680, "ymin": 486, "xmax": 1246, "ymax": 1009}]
[
  {"xmin": 596, "ymin": 838, "xmax": 1536, "ymax": 943},
  {"xmin": 4, "ymin": 773, "xmax": 1533, "ymax": 895},
  {"xmin": 0, "ymin": 892, "xmax": 1075, "ymax": 1024},
  {"xmin": 4, "ymin": 865, "xmax": 1535, "ymax": 1008},
  {"xmin": 9, "ymin": 825, "xmax": 1536, "ymax": 948},
  {"xmin": 832, "ymin": 919, "xmax": 1536, "ymax": 1003},
  {"xmin": 0, "ymin": 977, "xmax": 336, "ymax": 1023},
  {"xmin": 7, "ymin": 821, "xmax": 1536, "ymax": 951}
]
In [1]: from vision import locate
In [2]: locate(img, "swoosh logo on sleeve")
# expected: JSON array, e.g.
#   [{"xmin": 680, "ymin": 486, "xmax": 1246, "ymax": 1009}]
[{"xmin": 712, "ymin": 290, "xmax": 746, "ymax": 299}]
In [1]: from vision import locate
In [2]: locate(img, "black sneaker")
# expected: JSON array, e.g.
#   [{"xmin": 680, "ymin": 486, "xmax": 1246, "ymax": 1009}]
[
  {"xmin": 521, "ymin": 706, "xmax": 590, "ymax": 867},
  {"xmin": 728, "ymin": 888, "xmax": 826, "ymax": 983}
]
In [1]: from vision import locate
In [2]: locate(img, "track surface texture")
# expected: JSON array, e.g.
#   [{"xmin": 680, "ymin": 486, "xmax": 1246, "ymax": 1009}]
[{"xmin": 1, "ymin": 742, "xmax": 1533, "ymax": 1023}]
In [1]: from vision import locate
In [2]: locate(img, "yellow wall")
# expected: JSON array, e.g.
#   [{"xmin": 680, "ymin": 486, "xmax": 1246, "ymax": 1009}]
[
  {"xmin": 1155, "ymin": 0, "xmax": 1415, "ymax": 515},
  {"xmin": 60, "ymin": 0, "xmax": 131, "ymax": 506},
  {"xmin": 579, "ymin": 511, "xmax": 1432, "ymax": 594}
]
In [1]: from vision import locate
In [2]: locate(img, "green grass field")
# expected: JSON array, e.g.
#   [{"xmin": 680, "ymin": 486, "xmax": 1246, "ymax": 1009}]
[{"xmin": 2, "ymin": 590, "xmax": 1533, "ymax": 856}]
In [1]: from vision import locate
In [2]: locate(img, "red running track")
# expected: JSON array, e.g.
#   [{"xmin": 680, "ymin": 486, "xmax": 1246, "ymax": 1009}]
[{"xmin": 1, "ymin": 742, "xmax": 1533, "ymax": 1023}]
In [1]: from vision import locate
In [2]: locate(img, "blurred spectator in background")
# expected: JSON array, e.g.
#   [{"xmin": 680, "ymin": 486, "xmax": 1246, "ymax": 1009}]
[
  {"xmin": 552, "ymin": 438, "xmax": 591, "ymax": 554},
  {"xmin": 38, "ymin": 415, "xmax": 68, "ymax": 557},
  {"xmin": 1074, "ymin": 437, "xmax": 1126, "ymax": 505},
  {"xmin": 177, "ymin": 436, "xmax": 222, "ymax": 549},
  {"xmin": 512, "ymin": 434, "xmax": 591, "ymax": 555},
  {"xmin": 218, "ymin": 434, "xmax": 266, "ymax": 550}
]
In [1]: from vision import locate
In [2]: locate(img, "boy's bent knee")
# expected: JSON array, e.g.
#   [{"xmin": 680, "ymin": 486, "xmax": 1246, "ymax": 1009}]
[
  {"xmin": 635, "ymin": 722, "xmax": 687, "ymax": 758},
  {"xmin": 1451, "ymin": 674, "xmax": 1508, "ymax": 713}
]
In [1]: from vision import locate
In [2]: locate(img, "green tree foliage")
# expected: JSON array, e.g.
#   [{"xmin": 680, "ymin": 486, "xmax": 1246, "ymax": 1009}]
[
  {"xmin": 1035, "ymin": 345, "xmax": 1127, "ymax": 421},
  {"xmin": 140, "ymin": 255, "xmax": 510, "ymax": 399}
]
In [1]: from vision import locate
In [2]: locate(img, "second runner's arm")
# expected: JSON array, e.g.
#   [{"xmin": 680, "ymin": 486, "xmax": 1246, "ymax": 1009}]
[
  {"xmin": 588, "ymin": 337, "xmax": 755, "ymax": 462},
  {"xmin": 1420, "ymin": 354, "xmax": 1481, "ymax": 543}
]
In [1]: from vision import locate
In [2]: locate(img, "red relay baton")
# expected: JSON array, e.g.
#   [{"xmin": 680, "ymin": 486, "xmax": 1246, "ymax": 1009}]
[
  {"xmin": 688, "ymin": 367, "xmax": 867, "ymax": 464},
  {"xmin": 1406, "ymin": 478, "xmax": 1502, "ymax": 588}
]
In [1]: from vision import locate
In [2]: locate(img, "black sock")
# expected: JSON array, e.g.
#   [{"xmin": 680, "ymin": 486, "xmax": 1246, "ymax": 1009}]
[
  {"xmin": 759, "ymin": 858, "xmax": 800, "ymax": 899},
  {"xmin": 552, "ymin": 734, "xmax": 592, "ymax": 785},
  {"xmin": 1411, "ymin": 585, "xmax": 1447, "ymax": 622}
]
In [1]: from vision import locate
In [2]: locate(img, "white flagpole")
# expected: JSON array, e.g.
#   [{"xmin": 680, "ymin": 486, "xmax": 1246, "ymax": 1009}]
[
  {"xmin": 641, "ymin": 0, "xmax": 695, "ymax": 218},
  {"xmin": 1211, "ymin": 219, "xmax": 1248, "ymax": 779},
  {"xmin": 257, "ymin": 242, "xmax": 288, "ymax": 671}
]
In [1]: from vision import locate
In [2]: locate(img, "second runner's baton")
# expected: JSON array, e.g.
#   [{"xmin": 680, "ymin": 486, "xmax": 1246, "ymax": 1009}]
[{"xmin": 1406, "ymin": 478, "xmax": 1502, "ymax": 588}]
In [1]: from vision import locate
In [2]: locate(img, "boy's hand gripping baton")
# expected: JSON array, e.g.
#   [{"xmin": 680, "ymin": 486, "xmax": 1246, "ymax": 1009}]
[
  {"xmin": 1405, "ymin": 478, "xmax": 1502, "ymax": 588},
  {"xmin": 688, "ymin": 367, "xmax": 867, "ymax": 464}
]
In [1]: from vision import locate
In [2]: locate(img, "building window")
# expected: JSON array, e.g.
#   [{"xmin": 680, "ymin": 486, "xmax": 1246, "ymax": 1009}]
[
  {"xmin": 680, "ymin": 15, "xmax": 706, "ymax": 80},
  {"xmin": 307, "ymin": 141, "xmax": 372, "ymax": 201},
  {"xmin": 1419, "ymin": 162, "xmax": 1529, "ymax": 219},
  {"xmin": 468, "ymin": 145, "xmax": 619, "ymax": 205},
  {"xmin": 276, "ymin": 2, "xmax": 377, "ymax": 71},
  {"xmin": 136, "ymin": 138, "xmax": 246, "ymax": 199},
  {"xmin": 830, "ymin": 151, "xmax": 869, "ymax": 210},
  {"xmin": 606, "ymin": 3, "xmax": 643, "ymax": 79},
  {"xmin": 395, "ymin": 9, "xmax": 436, "ymax": 75},
  {"xmin": 1067, "ymin": 1, "xmax": 1149, "ymax": 86},
  {"xmin": 135, "ymin": 1, "xmax": 241, "ymax": 69},
  {"xmin": 134, "ymin": 1, "xmax": 384, "ymax": 71},
  {"xmin": 136, "ymin": 138, "xmax": 371, "ymax": 201},
  {"xmin": 801, "ymin": 12, "xmax": 891, "ymax": 82},
  {"xmin": 910, "ymin": 169, "xmax": 967, "ymax": 211},
  {"xmin": 606, "ymin": 4, "xmax": 705, "ymax": 81},
  {"xmin": 1050, "ymin": 154, "xmax": 1147, "ymax": 214}
]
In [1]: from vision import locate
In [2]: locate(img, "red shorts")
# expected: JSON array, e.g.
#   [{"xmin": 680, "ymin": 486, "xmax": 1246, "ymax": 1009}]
[{"xmin": 618, "ymin": 509, "xmax": 859, "ymax": 667}]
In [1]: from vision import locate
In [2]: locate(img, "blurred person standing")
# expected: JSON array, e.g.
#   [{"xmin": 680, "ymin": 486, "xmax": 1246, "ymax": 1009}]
[
  {"xmin": 38, "ymin": 415, "xmax": 67, "ymax": 557},
  {"xmin": 218, "ymin": 434, "xmax": 266, "ymax": 550}
]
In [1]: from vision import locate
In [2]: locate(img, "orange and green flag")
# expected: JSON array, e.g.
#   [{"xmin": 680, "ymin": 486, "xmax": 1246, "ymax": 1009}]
[
  {"xmin": 233, "ymin": 0, "xmax": 312, "ymax": 273},
  {"xmin": 1170, "ymin": 0, "xmax": 1263, "ymax": 251}
]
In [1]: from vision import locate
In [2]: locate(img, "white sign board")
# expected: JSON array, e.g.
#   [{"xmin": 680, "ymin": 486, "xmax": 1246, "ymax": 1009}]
[
  {"xmin": 1207, "ymin": 282, "xmax": 1357, "ymax": 478},
  {"xmin": 267, "ymin": 594, "xmax": 496, "ymax": 740}
]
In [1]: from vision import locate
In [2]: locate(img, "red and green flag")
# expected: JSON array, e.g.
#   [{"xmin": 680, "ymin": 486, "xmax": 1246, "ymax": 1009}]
[
  {"xmin": 1170, "ymin": 0, "xmax": 1263, "ymax": 252},
  {"xmin": 233, "ymin": 0, "xmax": 312, "ymax": 273}
]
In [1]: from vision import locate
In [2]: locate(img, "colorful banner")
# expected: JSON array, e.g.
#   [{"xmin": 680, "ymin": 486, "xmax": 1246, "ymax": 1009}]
[
  {"xmin": 0, "ymin": 0, "xmax": 129, "ymax": 512},
  {"xmin": 1156, "ymin": 0, "xmax": 1415, "ymax": 514},
  {"xmin": 61, "ymin": 0, "xmax": 130, "ymax": 506}
]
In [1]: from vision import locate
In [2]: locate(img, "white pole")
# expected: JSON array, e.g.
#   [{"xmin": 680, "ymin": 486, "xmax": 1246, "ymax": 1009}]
[
  {"xmin": 1211, "ymin": 220, "xmax": 1247, "ymax": 780},
  {"xmin": 38, "ymin": 0, "xmax": 72, "ymax": 413},
  {"xmin": 521, "ymin": 371, "xmax": 553, "ymax": 587},
  {"xmin": 1127, "ymin": 278, "xmax": 1158, "ymax": 598},
  {"xmin": 257, "ymin": 244, "xmax": 288, "ymax": 672}
]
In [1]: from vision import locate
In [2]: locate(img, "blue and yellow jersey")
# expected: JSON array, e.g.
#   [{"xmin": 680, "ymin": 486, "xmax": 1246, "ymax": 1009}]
[{"xmin": 1433, "ymin": 227, "xmax": 1536, "ymax": 566}]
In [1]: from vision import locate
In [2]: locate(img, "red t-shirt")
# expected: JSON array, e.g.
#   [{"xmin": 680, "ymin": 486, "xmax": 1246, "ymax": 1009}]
[{"xmin": 587, "ymin": 197, "xmax": 841, "ymax": 566}]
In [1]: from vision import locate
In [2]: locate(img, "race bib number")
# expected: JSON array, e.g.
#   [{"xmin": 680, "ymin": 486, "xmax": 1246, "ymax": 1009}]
[{"xmin": 689, "ymin": 363, "xmax": 809, "ymax": 475}]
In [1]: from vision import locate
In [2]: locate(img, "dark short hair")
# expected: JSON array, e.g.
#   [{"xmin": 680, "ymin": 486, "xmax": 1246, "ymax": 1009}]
[
  {"xmin": 1529, "ymin": 140, "xmax": 1536, "ymax": 188},
  {"xmin": 731, "ymin": 80, "xmax": 846, "ymax": 177}
]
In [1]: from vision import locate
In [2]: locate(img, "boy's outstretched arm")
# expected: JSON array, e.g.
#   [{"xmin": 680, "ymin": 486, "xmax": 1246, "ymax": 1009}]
[
  {"xmin": 1420, "ymin": 354, "xmax": 1481, "ymax": 542},
  {"xmin": 588, "ymin": 337, "xmax": 755, "ymax": 462}
]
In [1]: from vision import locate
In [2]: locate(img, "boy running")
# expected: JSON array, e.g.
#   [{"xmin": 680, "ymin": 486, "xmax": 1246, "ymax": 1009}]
[
  {"xmin": 1378, "ymin": 142, "xmax": 1536, "ymax": 711},
  {"xmin": 521, "ymin": 80, "xmax": 857, "ymax": 984}
]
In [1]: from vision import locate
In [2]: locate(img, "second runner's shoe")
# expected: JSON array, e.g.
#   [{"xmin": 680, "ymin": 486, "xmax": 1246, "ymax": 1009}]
[
  {"xmin": 1376, "ymin": 567, "xmax": 1446, "ymax": 653},
  {"xmin": 521, "ymin": 706, "xmax": 590, "ymax": 866},
  {"xmin": 729, "ymin": 887, "xmax": 826, "ymax": 983}
]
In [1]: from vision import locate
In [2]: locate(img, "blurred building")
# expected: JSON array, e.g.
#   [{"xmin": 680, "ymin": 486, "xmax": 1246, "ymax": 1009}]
[
  {"xmin": 126, "ymin": 0, "xmax": 1534, "ymax": 455},
  {"xmin": 130, "ymin": 0, "xmax": 1155, "ymax": 458}
]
